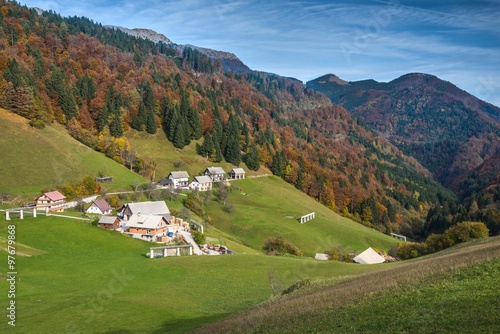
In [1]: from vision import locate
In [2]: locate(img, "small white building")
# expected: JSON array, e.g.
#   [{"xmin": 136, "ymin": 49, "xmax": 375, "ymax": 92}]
[
  {"xmin": 86, "ymin": 198, "xmax": 112, "ymax": 215},
  {"xmin": 189, "ymin": 176, "xmax": 213, "ymax": 192},
  {"xmin": 353, "ymin": 247, "xmax": 385, "ymax": 264},
  {"xmin": 167, "ymin": 171, "xmax": 190, "ymax": 189},
  {"xmin": 204, "ymin": 166, "xmax": 226, "ymax": 182},
  {"xmin": 229, "ymin": 168, "xmax": 246, "ymax": 180}
]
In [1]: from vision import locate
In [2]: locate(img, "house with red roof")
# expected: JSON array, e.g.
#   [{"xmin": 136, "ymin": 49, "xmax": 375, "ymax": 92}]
[
  {"xmin": 36, "ymin": 190, "xmax": 66, "ymax": 212},
  {"xmin": 86, "ymin": 198, "xmax": 113, "ymax": 215}
]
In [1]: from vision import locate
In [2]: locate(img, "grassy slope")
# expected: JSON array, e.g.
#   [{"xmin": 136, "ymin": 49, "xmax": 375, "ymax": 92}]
[
  {"xmin": 193, "ymin": 237, "xmax": 500, "ymax": 334},
  {"xmin": 0, "ymin": 216, "xmax": 385, "ymax": 334},
  {"xmin": 126, "ymin": 129, "xmax": 270, "ymax": 182},
  {"xmin": 207, "ymin": 176, "xmax": 398, "ymax": 256},
  {"xmin": 0, "ymin": 108, "xmax": 146, "ymax": 195}
]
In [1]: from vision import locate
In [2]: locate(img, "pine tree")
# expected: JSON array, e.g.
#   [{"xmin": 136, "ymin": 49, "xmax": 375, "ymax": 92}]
[
  {"xmin": 244, "ymin": 143, "xmax": 260, "ymax": 171},
  {"xmin": 146, "ymin": 109, "xmax": 157, "ymax": 134},
  {"xmin": 109, "ymin": 115, "xmax": 123, "ymax": 137}
]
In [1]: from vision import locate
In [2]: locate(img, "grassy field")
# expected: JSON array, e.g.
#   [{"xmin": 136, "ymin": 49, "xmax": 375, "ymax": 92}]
[
  {"xmin": 0, "ymin": 215, "xmax": 387, "ymax": 334},
  {"xmin": 206, "ymin": 176, "xmax": 398, "ymax": 256},
  {"xmin": 126, "ymin": 129, "xmax": 270, "ymax": 182},
  {"xmin": 193, "ymin": 237, "xmax": 500, "ymax": 334},
  {"xmin": 0, "ymin": 108, "xmax": 146, "ymax": 196}
]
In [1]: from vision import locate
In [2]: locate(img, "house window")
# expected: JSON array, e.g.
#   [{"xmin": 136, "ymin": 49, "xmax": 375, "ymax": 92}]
[{"xmin": 147, "ymin": 229, "xmax": 151, "ymax": 233}]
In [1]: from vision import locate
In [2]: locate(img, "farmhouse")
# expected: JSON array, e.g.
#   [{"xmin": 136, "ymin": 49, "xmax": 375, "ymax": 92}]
[
  {"xmin": 86, "ymin": 198, "xmax": 112, "ymax": 215},
  {"xmin": 167, "ymin": 171, "xmax": 189, "ymax": 189},
  {"xmin": 204, "ymin": 166, "xmax": 226, "ymax": 182},
  {"xmin": 189, "ymin": 175, "xmax": 213, "ymax": 191},
  {"xmin": 98, "ymin": 216, "xmax": 120, "ymax": 230},
  {"xmin": 118, "ymin": 201, "xmax": 171, "ymax": 222},
  {"xmin": 125, "ymin": 214, "xmax": 169, "ymax": 242},
  {"xmin": 229, "ymin": 168, "xmax": 245, "ymax": 180},
  {"xmin": 36, "ymin": 190, "xmax": 66, "ymax": 212}
]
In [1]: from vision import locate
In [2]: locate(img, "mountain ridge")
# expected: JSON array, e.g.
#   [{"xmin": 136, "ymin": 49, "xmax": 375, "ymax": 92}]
[{"xmin": 307, "ymin": 72, "xmax": 500, "ymax": 193}]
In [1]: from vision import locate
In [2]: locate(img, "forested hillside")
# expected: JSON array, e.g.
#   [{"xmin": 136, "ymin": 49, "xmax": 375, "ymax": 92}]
[
  {"xmin": 1, "ymin": 1, "xmax": 485, "ymax": 238},
  {"xmin": 308, "ymin": 73, "xmax": 500, "ymax": 234}
]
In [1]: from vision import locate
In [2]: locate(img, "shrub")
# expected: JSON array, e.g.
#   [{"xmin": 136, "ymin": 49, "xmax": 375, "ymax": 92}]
[
  {"xmin": 396, "ymin": 242, "xmax": 424, "ymax": 260},
  {"xmin": 29, "ymin": 119, "xmax": 45, "ymax": 129},
  {"xmin": 326, "ymin": 248, "xmax": 341, "ymax": 261},
  {"xmin": 263, "ymin": 236, "xmax": 302, "ymax": 256},
  {"xmin": 191, "ymin": 230, "xmax": 205, "ymax": 245}
]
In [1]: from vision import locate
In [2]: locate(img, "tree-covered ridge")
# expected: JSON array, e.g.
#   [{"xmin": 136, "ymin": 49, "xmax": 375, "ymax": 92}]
[
  {"xmin": 307, "ymin": 73, "xmax": 500, "ymax": 194},
  {"xmin": 1, "ymin": 0, "xmax": 485, "ymax": 238}
]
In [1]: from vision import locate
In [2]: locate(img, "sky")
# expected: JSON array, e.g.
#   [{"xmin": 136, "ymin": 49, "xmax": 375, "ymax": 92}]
[{"xmin": 19, "ymin": 0, "xmax": 500, "ymax": 107}]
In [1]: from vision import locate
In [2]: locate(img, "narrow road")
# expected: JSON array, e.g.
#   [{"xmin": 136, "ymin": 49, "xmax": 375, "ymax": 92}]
[{"xmin": 180, "ymin": 231, "xmax": 204, "ymax": 255}]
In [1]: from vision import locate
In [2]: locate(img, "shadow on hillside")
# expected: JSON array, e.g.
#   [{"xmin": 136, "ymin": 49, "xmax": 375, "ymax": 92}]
[{"xmin": 150, "ymin": 313, "xmax": 231, "ymax": 334}]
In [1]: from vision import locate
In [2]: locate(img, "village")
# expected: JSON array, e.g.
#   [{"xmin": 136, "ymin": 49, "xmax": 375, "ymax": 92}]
[
  {"xmin": 6, "ymin": 166, "xmax": 247, "ymax": 257},
  {"xmin": 4, "ymin": 164, "xmax": 396, "ymax": 264}
]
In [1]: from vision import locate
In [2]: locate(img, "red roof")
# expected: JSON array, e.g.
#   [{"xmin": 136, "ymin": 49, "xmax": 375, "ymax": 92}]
[
  {"xmin": 93, "ymin": 198, "xmax": 112, "ymax": 212},
  {"xmin": 43, "ymin": 190, "xmax": 66, "ymax": 201}
]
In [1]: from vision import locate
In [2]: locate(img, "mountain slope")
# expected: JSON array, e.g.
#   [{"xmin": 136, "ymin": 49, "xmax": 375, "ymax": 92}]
[
  {"xmin": 307, "ymin": 73, "xmax": 500, "ymax": 190},
  {"xmin": 0, "ymin": 1, "xmax": 457, "ymax": 238},
  {"xmin": 0, "ymin": 108, "xmax": 145, "ymax": 195}
]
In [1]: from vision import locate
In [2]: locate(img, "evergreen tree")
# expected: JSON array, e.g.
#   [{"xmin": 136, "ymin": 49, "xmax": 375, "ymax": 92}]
[
  {"xmin": 244, "ymin": 142, "xmax": 260, "ymax": 171},
  {"xmin": 173, "ymin": 118, "xmax": 188, "ymax": 148},
  {"xmin": 168, "ymin": 105, "xmax": 179, "ymax": 142},
  {"xmin": 109, "ymin": 115, "xmax": 123, "ymax": 137},
  {"xmin": 146, "ymin": 109, "xmax": 157, "ymax": 134}
]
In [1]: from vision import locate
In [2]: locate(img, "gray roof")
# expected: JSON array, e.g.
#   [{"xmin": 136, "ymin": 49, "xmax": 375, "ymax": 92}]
[
  {"xmin": 125, "ymin": 214, "xmax": 168, "ymax": 229},
  {"xmin": 192, "ymin": 175, "xmax": 213, "ymax": 184},
  {"xmin": 168, "ymin": 171, "xmax": 189, "ymax": 179},
  {"xmin": 126, "ymin": 201, "xmax": 170, "ymax": 215},
  {"xmin": 98, "ymin": 216, "xmax": 118, "ymax": 225},
  {"xmin": 231, "ymin": 168, "xmax": 245, "ymax": 174},
  {"xmin": 206, "ymin": 167, "xmax": 226, "ymax": 175},
  {"xmin": 353, "ymin": 248, "xmax": 385, "ymax": 264}
]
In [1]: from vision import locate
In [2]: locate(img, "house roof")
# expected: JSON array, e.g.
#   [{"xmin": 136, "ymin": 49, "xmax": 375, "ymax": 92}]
[
  {"xmin": 98, "ymin": 216, "xmax": 118, "ymax": 225},
  {"xmin": 168, "ymin": 171, "xmax": 189, "ymax": 179},
  {"xmin": 192, "ymin": 175, "xmax": 213, "ymax": 184},
  {"xmin": 91, "ymin": 198, "xmax": 112, "ymax": 212},
  {"xmin": 41, "ymin": 190, "xmax": 66, "ymax": 201},
  {"xmin": 230, "ymin": 168, "xmax": 245, "ymax": 174},
  {"xmin": 125, "ymin": 214, "xmax": 168, "ymax": 229},
  {"xmin": 205, "ymin": 167, "xmax": 226, "ymax": 175},
  {"xmin": 158, "ymin": 179, "xmax": 174, "ymax": 186},
  {"xmin": 353, "ymin": 247, "xmax": 385, "ymax": 264},
  {"xmin": 125, "ymin": 201, "xmax": 170, "ymax": 216}
]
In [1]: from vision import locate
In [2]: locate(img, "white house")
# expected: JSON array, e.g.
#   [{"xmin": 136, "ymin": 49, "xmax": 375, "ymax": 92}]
[
  {"xmin": 86, "ymin": 198, "xmax": 112, "ymax": 215},
  {"xmin": 189, "ymin": 176, "xmax": 213, "ymax": 192},
  {"xmin": 229, "ymin": 168, "xmax": 246, "ymax": 180},
  {"xmin": 204, "ymin": 166, "xmax": 226, "ymax": 182},
  {"xmin": 167, "ymin": 171, "xmax": 189, "ymax": 189}
]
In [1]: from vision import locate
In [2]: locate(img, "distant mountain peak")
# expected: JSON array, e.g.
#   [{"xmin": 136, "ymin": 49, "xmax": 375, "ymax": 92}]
[
  {"xmin": 105, "ymin": 26, "xmax": 173, "ymax": 44},
  {"xmin": 315, "ymin": 74, "xmax": 350, "ymax": 85}
]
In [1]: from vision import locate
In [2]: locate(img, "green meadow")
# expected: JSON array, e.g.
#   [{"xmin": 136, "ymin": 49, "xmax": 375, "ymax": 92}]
[
  {"xmin": 207, "ymin": 176, "xmax": 398, "ymax": 256},
  {"xmin": 0, "ymin": 108, "xmax": 146, "ymax": 195},
  {"xmin": 0, "ymin": 216, "xmax": 385, "ymax": 334}
]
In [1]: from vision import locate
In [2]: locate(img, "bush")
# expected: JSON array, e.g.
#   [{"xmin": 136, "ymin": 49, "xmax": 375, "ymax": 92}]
[
  {"xmin": 29, "ymin": 119, "xmax": 45, "ymax": 129},
  {"xmin": 263, "ymin": 236, "xmax": 302, "ymax": 256},
  {"xmin": 326, "ymin": 248, "xmax": 341, "ymax": 261},
  {"xmin": 191, "ymin": 230, "xmax": 205, "ymax": 245},
  {"xmin": 399, "ymin": 221, "xmax": 489, "ymax": 260}
]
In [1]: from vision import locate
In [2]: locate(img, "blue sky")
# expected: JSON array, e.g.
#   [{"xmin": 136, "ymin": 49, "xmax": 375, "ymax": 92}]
[{"xmin": 20, "ymin": 0, "xmax": 500, "ymax": 107}]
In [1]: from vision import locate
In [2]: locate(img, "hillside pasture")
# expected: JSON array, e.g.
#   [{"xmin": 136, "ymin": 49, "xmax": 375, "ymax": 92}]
[
  {"xmin": 0, "ymin": 215, "xmax": 385, "ymax": 334},
  {"xmin": 206, "ymin": 176, "xmax": 398, "ymax": 256},
  {"xmin": 0, "ymin": 108, "xmax": 146, "ymax": 196}
]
